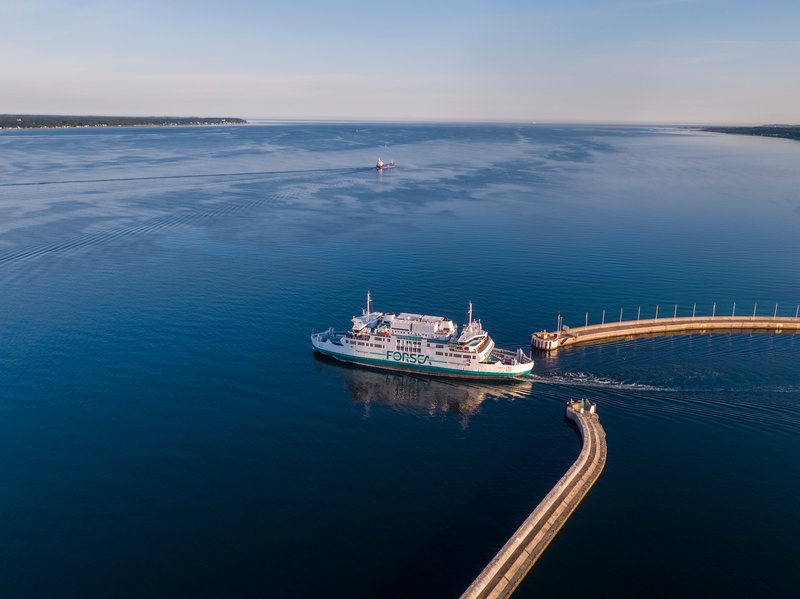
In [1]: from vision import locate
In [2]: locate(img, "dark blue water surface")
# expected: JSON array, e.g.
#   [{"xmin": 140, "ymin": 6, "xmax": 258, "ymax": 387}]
[{"xmin": 0, "ymin": 123, "xmax": 798, "ymax": 597}]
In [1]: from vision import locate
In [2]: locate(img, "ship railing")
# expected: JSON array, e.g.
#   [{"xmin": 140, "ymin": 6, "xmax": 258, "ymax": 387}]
[
  {"xmin": 312, "ymin": 328, "xmax": 341, "ymax": 340},
  {"xmin": 493, "ymin": 347, "xmax": 533, "ymax": 365},
  {"xmin": 345, "ymin": 331, "xmax": 372, "ymax": 340}
]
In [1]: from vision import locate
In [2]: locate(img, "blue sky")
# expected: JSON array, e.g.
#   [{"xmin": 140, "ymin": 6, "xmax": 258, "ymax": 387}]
[{"xmin": 2, "ymin": 0, "xmax": 798, "ymax": 123}]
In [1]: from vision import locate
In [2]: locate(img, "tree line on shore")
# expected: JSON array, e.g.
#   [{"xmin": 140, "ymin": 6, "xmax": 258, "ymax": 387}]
[
  {"xmin": 0, "ymin": 115, "xmax": 247, "ymax": 129},
  {"xmin": 700, "ymin": 125, "xmax": 800, "ymax": 141}
]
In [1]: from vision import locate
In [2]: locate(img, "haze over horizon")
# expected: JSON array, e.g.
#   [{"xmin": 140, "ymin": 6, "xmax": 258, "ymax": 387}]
[{"xmin": 2, "ymin": 0, "xmax": 798, "ymax": 124}]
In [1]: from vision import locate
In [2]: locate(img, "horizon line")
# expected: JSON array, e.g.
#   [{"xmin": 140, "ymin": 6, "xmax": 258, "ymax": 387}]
[{"xmin": 2, "ymin": 113, "xmax": 797, "ymax": 128}]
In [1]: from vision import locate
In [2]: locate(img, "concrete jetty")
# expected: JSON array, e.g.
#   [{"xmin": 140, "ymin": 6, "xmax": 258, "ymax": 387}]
[
  {"xmin": 462, "ymin": 400, "xmax": 606, "ymax": 599},
  {"xmin": 532, "ymin": 314, "xmax": 800, "ymax": 351}
]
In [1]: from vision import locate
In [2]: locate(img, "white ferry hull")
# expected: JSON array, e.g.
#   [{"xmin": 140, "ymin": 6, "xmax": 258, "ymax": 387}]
[{"xmin": 311, "ymin": 333, "xmax": 533, "ymax": 380}]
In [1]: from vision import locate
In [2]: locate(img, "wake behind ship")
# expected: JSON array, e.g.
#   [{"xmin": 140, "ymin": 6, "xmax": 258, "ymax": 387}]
[{"xmin": 311, "ymin": 293, "xmax": 533, "ymax": 379}]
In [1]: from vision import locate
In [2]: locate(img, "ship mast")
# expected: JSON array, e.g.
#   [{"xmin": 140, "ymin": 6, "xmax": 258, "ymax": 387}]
[
  {"xmin": 366, "ymin": 290, "xmax": 372, "ymax": 316},
  {"xmin": 468, "ymin": 300, "xmax": 473, "ymax": 325}
]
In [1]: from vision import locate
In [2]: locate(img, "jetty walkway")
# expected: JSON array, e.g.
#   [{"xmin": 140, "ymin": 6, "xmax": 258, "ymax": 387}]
[
  {"xmin": 532, "ymin": 313, "xmax": 800, "ymax": 351},
  {"xmin": 462, "ymin": 400, "xmax": 606, "ymax": 599}
]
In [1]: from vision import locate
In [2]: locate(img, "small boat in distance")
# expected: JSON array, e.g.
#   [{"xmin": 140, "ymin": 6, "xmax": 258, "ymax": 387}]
[{"xmin": 376, "ymin": 158, "xmax": 395, "ymax": 170}]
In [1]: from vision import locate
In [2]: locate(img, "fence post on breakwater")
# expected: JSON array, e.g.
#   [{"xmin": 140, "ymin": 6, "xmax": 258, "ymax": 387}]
[
  {"xmin": 692, "ymin": 303, "xmax": 696, "ymax": 319},
  {"xmin": 637, "ymin": 306, "xmax": 641, "ymax": 322},
  {"xmin": 655, "ymin": 305, "xmax": 659, "ymax": 320},
  {"xmin": 774, "ymin": 303, "xmax": 778, "ymax": 318},
  {"xmin": 602, "ymin": 309, "xmax": 605, "ymax": 325},
  {"xmin": 586, "ymin": 312, "xmax": 589, "ymax": 327},
  {"xmin": 619, "ymin": 307, "xmax": 623, "ymax": 323},
  {"xmin": 673, "ymin": 304, "xmax": 677, "ymax": 320},
  {"xmin": 733, "ymin": 302, "xmax": 736, "ymax": 318},
  {"xmin": 713, "ymin": 302, "xmax": 716, "ymax": 318},
  {"xmin": 753, "ymin": 302, "xmax": 757, "ymax": 319}
]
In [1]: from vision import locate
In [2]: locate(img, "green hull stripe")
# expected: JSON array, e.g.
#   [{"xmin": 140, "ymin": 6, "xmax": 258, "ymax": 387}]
[{"xmin": 313, "ymin": 346, "xmax": 531, "ymax": 378}]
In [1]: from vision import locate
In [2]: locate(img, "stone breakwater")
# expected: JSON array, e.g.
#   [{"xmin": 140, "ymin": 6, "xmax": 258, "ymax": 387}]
[
  {"xmin": 462, "ymin": 400, "xmax": 606, "ymax": 599},
  {"xmin": 533, "ymin": 314, "xmax": 800, "ymax": 351}
]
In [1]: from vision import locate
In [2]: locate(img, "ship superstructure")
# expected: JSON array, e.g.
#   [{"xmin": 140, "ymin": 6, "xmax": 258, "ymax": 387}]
[{"xmin": 311, "ymin": 292, "xmax": 533, "ymax": 379}]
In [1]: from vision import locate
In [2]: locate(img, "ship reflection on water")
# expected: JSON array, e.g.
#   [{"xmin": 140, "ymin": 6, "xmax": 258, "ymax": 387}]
[{"xmin": 313, "ymin": 354, "xmax": 534, "ymax": 421}]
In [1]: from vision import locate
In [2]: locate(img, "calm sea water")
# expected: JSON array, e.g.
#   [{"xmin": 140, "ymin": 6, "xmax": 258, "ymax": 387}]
[{"xmin": 0, "ymin": 123, "xmax": 798, "ymax": 597}]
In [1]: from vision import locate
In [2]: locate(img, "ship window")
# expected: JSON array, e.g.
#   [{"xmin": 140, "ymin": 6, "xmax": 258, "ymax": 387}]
[{"xmin": 435, "ymin": 352, "xmax": 443, "ymax": 356}]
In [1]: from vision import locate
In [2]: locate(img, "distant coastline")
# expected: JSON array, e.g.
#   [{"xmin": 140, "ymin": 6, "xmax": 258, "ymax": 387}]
[
  {"xmin": 700, "ymin": 124, "xmax": 800, "ymax": 142},
  {"xmin": 0, "ymin": 115, "xmax": 247, "ymax": 130}
]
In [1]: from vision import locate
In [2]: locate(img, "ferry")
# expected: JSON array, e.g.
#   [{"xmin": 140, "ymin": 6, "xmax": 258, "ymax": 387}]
[
  {"xmin": 311, "ymin": 293, "xmax": 534, "ymax": 379},
  {"xmin": 376, "ymin": 158, "xmax": 395, "ymax": 170}
]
